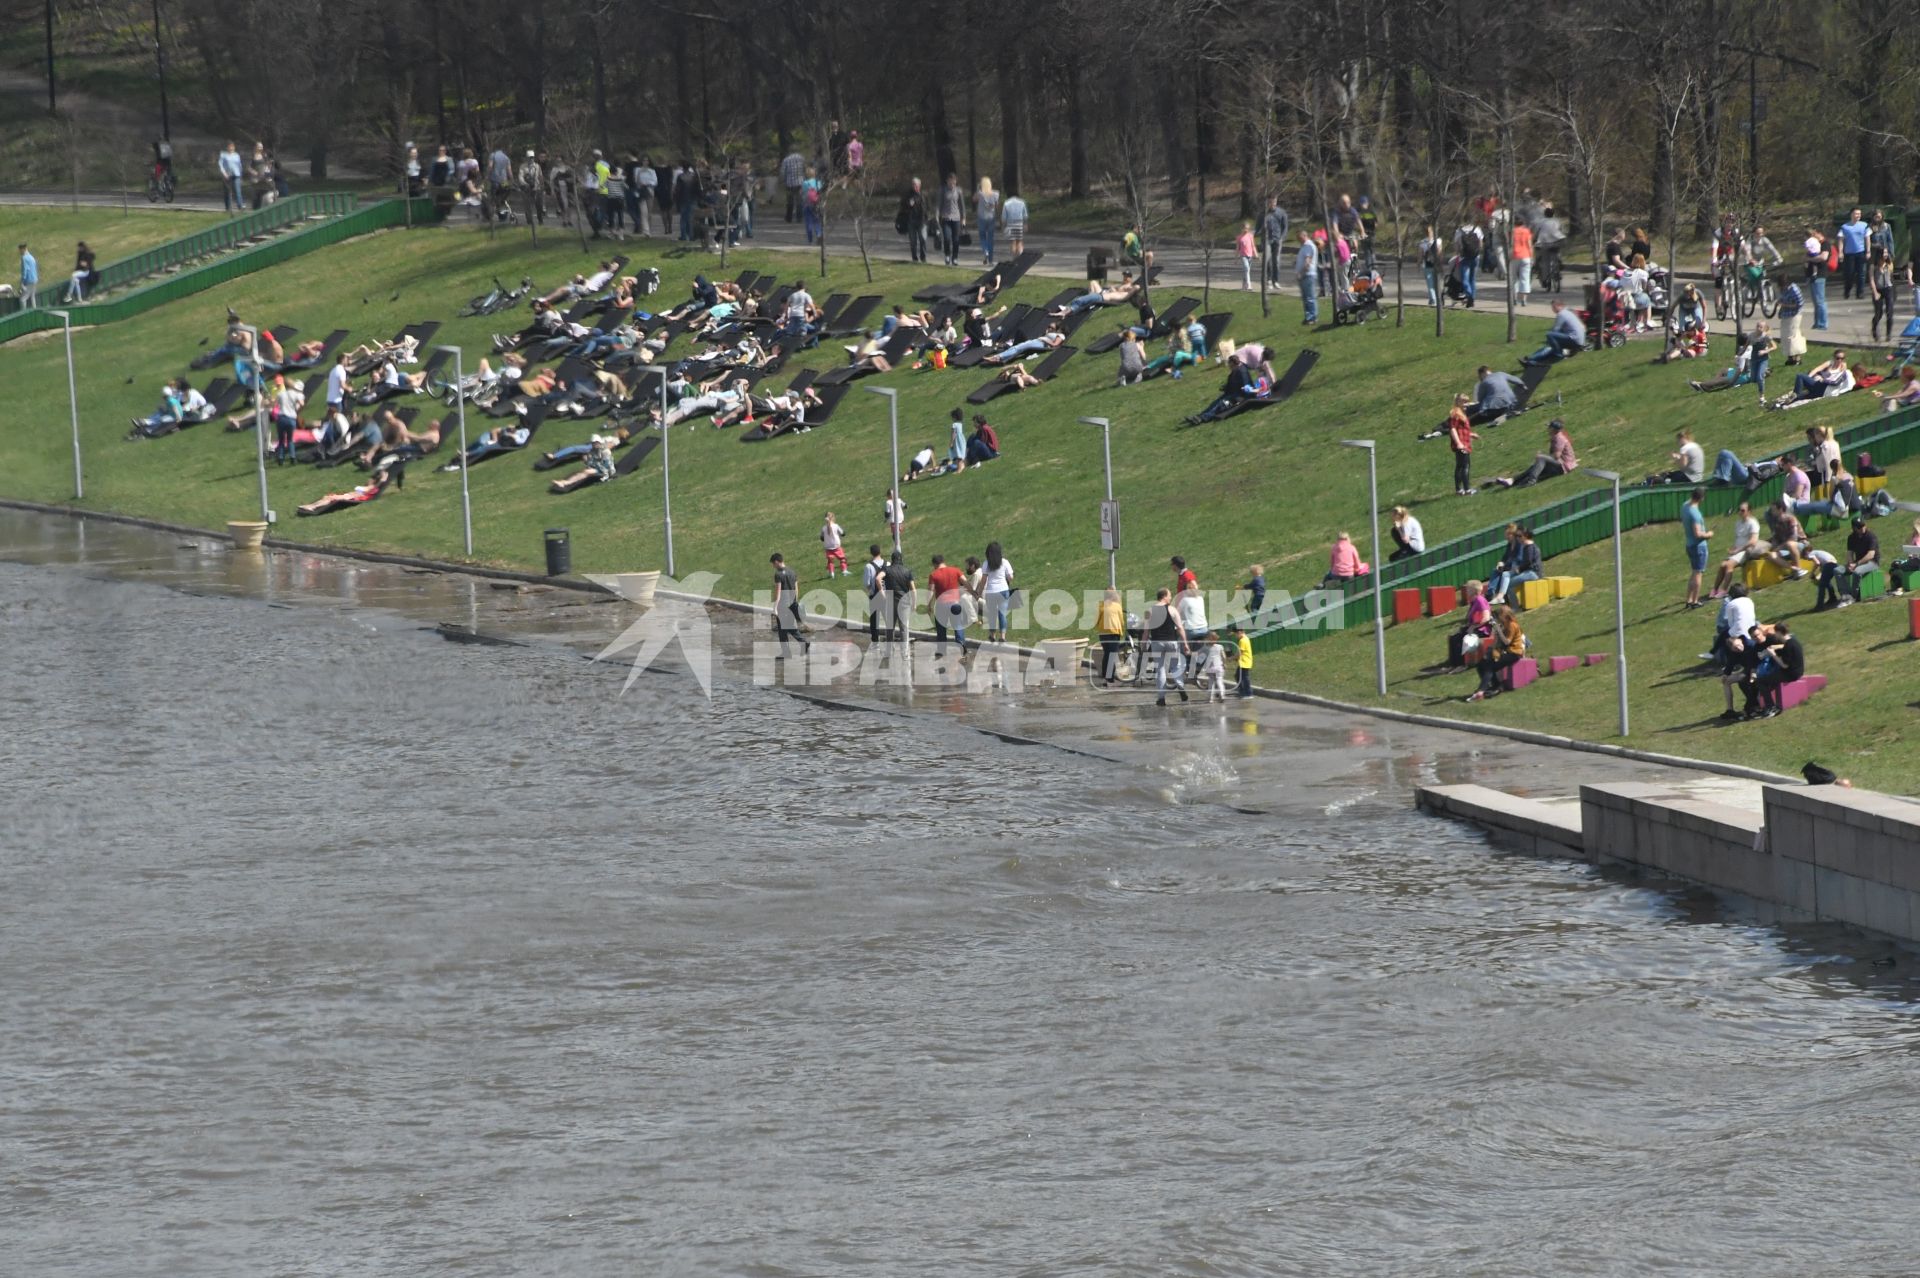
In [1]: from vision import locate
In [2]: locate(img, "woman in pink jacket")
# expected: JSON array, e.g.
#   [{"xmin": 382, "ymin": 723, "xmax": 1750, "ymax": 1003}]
[{"xmin": 1324, "ymin": 532, "xmax": 1369, "ymax": 585}]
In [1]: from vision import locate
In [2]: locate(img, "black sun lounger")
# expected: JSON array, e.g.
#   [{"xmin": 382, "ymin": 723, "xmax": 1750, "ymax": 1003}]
[
  {"xmin": 815, "ymin": 326, "xmax": 916, "ymax": 385},
  {"xmin": 967, "ymin": 344, "xmax": 1077, "ymax": 404},
  {"xmin": 277, "ymin": 328, "xmax": 349, "ymax": 370},
  {"xmin": 1085, "ymin": 297, "xmax": 1201, "ymax": 354},
  {"xmin": 613, "ymin": 433, "xmax": 662, "ymax": 476},
  {"xmin": 1212, "ymin": 348, "xmax": 1321, "ymax": 421},
  {"xmin": 812, "ymin": 293, "xmax": 852, "ymax": 330},
  {"xmin": 442, "ymin": 404, "xmax": 550, "ymax": 469},
  {"xmin": 825, "ymin": 295, "xmax": 882, "ymax": 337}
]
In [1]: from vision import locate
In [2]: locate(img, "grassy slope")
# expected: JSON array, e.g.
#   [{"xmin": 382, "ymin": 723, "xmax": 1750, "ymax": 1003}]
[
  {"xmin": 0, "ymin": 219, "xmax": 1905, "ymax": 781},
  {"xmin": 3, "ymin": 204, "xmax": 223, "ymax": 267}
]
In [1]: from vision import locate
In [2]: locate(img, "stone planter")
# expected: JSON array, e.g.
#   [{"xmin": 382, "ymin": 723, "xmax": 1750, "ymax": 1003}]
[
  {"xmin": 612, "ymin": 571, "xmax": 661, "ymax": 608},
  {"xmin": 1038, "ymin": 637, "xmax": 1089, "ymax": 682},
  {"xmin": 227, "ymin": 520, "xmax": 268, "ymax": 552}
]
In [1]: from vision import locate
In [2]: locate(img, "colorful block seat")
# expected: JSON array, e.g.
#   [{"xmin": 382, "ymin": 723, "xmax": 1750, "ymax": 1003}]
[
  {"xmin": 1860, "ymin": 475, "xmax": 1887, "ymax": 495},
  {"xmin": 1427, "ymin": 585, "xmax": 1458, "ymax": 616},
  {"xmin": 1585, "ymin": 653, "xmax": 1609, "ymax": 666},
  {"xmin": 1546, "ymin": 655, "xmax": 1580, "ymax": 675},
  {"xmin": 1777, "ymin": 677, "xmax": 1826, "ymax": 710},
  {"xmin": 1393, "ymin": 588, "xmax": 1423, "ymax": 625},
  {"xmin": 1547, "ymin": 575, "xmax": 1584, "ymax": 600},
  {"xmin": 1910, "ymin": 597, "xmax": 1920, "ymax": 640},
  {"xmin": 1743, "ymin": 555, "xmax": 1812, "ymax": 591},
  {"xmin": 1499, "ymin": 657, "xmax": 1539, "ymax": 691},
  {"xmin": 1854, "ymin": 567, "xmax": 1888, "ymax": 601},
  {"xmin": 1513, "ymin": 578, "xmax": 1554, "ymax": 610}
]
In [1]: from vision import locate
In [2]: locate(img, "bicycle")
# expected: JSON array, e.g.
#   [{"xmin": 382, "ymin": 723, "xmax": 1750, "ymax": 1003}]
[
  {"xmin": 1711, "ymin": 260, "xmax": 1735, "ymax": 320},
  {"xmin": 459, "ymin": 276, "xmax": 529, "ymax": 318},
  {"xmin": 1737, "ymin": 264, "xmax": 1779, "ymax": 319},
  {"xmin": 146, "ymin": 163, "xmax": 175, "ymax": 204},
  {"xmin": 1534, "ymin": 244, "xmax": 1563, "ymax": 294}
]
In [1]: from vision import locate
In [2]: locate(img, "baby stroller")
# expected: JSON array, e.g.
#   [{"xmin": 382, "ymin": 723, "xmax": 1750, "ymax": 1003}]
[
  {"xmin": 1442, "ymin": 255, "xmax": 1472, "ymax": 306},
  {"xmin": 1891, "ymin": 316, "xmax": 1920, "ymax": 369},
  {"xmin": 1333, "ymin": 271, "xmax": 1385, "ymax": 325}
]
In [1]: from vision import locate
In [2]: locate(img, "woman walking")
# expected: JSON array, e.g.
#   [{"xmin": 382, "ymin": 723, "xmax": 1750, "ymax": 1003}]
[
  {"xmin": 979, "ymin": 541, "xmax": 1015, "ymax": 642},
  {"xmin": 975, "ymin": 178, "xmax": 1000, "ymax": 266},
  {"xmin": 938, "ymin": 173, "xmax": 964, "ymax": 267},
  {"xmin": 1871, "ymin": 245, "xmax": 1897, "ymax": 342},
  {"xmin": 1236, "ymin": 221, "xmax": 1256, "ymax": 290}
]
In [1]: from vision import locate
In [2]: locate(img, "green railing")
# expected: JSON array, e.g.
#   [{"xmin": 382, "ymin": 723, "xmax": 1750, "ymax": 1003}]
[
  {"xmin": 0, "ymin": 193, "xmax": 364, "ymax": 320},
  {"xmin": 0, "ymin": 197, "xmax": 440, "ymax": 345},
  {"xmin": 1250, "ymin": 401, "xmax": 1920, "ymax": 656}
]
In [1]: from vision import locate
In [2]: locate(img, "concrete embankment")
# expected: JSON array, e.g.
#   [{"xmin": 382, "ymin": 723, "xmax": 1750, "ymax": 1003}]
[{"xmin": 1419, "ymin": 780, "xmax": 1920, "ymax": 943}]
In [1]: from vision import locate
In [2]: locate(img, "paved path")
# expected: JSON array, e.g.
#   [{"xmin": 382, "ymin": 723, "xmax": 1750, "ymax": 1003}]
[{"xmin": 9, "ymin": 188, "xmax": 1902, "ymax": 350}]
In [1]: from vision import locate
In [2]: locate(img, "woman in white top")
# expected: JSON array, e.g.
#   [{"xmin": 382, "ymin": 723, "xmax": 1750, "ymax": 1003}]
[
  {"xmin": 1176, "ymin": 583, "xmax": 1209, "ymax": 640},
  {"xmin": 961, "ymin": 556, "xmax": 984, "ymax": 629},
  {"xmin": 975, "ymin": 178, "xmax": 1000, "ymax": 267},
  {"xmin": 979, "ymin": 540, "xmax": 1015, "ymax": 641},
  {"xmin": 1390, "ymin": 505, "xmax": 1426, "ymax": 561}
]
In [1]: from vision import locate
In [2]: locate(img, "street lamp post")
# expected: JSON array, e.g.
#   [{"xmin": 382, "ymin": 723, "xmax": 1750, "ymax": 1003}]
[
  {"xmin": 1338, "ymin": 438, "xmax": 1387, "ymax": 697},
  {"xmin": 865, "ymin": 386, "xmax": 902, "ymax": 555},
  {"xmin": 642, "ymin": 364, "xmax": 674, "ymax": 574},
  {"xmin": 1078, "ymin": 415, "xmax": 1117, "ymax": 591},
  {"xmin": 1584, "ymin": 468, "xmax": 1631, "ymax": 738},
  {"xmin": 50, "ymin": 309, "xmax": 81, "ymax": 499},
  {"xmin": 436, "ymin": 345, "xmax": 473, "ymax": 556},
  {"xmin": 235, "ymin": 322, "xmax": 271, "ymax": 522}
]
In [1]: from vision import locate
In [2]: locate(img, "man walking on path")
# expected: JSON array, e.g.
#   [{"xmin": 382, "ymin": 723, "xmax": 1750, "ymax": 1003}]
[
  {"xmin": 17, "ymin": 244, "xmax": 37, "ymax": 309},
  {"xmin": 219, "ymin": 142, "xmax": 244, "ymax": 213},
  {"xmin": 781, "ymin": 147, "xmax": 805, "ymax": 222},
  {"xmin": 1261, "ymin": 197, "xmax": 1289, "ymax": 287},
  {"xmin": 1294, "ymin": 230, "xmax": 1318, "ymax": 325},
  {"xmin": 1839, "ymin": 208, "xmax": 1869, "ymax": 300},
  {"xmin": 863, "ymin": 544, "xmax": 887, "ymax": 641},
  {"xmin": 770, "ymin": 553, "xmax": 810, "ymax": 661}
]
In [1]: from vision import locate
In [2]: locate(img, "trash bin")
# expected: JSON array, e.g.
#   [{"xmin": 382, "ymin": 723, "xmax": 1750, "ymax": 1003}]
[{"xmin": 544, "ymin": 527, "xmax": 571, "ymax": 577}]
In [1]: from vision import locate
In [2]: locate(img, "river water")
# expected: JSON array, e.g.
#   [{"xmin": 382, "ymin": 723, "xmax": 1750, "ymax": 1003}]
[{"xmin": 4, "ymin": 510, "xmax": 1920, "ymax": 1276}]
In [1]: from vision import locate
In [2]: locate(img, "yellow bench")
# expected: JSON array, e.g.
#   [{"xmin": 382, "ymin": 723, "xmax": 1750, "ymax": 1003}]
[
  {"xmin": 1743, "ymin": 555, "xmax": 1813, "ymax": 590},
  {"xmin": 1514, "ymin": 578, "xmax": 1555, "ymax": 610},
  {"xmin": 1861, "ymin": 475, "xmax": 1887, "ymax": 495},
  {"xmin": 1547, "ymin": 575, "xmax": 1584, "ymax": 600}
]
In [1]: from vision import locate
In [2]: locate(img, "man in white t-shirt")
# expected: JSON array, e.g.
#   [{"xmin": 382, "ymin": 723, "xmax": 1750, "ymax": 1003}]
[{"xmin": 326, "ymin": 354, "xmax": 350, "ymax": 411}]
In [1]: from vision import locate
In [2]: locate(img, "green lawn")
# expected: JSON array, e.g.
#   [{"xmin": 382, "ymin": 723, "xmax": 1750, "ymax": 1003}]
[
  {"xmin": 1, "ymin": 217, "xmax": 1905, "ymax": 781},
  {"xmin": 2, "ymin": 203, "xmax": 223, "ymax": 270}
]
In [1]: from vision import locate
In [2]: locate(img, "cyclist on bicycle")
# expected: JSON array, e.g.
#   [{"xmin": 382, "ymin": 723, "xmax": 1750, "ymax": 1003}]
[
  {"xmin": 1711, "ymin": 212, "xmax": 1743, "ymax": 283},
  {"xmin": 153, "ymin": 138, "xmax": 173, "ymax": 178},
  {"xmin": 1534, "ymin": 204, "xmax": 1566, "ymax": 290},
  {"xmin": 1745, "ymin": 224, "xmax": 1783, "ymax": 270}
]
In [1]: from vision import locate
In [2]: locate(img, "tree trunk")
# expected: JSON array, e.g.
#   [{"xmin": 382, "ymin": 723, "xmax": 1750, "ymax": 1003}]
[
  {"xmin": 965, "ymin": 79, "xmax": 978, "ymax": 193},
  {"xmin": 1238, "ymin": 122, "xmax": 1254, "ymax": 220},
  {"xmin": 1158, "ymin": 81, "xmax": 1189, "ymax": 211},
  {"xmin": 926, "ymin": 83, "xmax": 957, "ymax": 180},
  {"xmin": 531, "ymin": 7, "xmax": 548, "ymax": 150},
  {"xmin": 1690, "ymin": 93, "xmax": 1721, "ymax": 235},
  {"xmin": 997, "ymin": 57, "xmax": 1019, "ymax": 195},
  {"xmin": 698, "ymin": 21, "xmax": 714, "ymax": 159},
  {"xmin": 1066, "ymin": 60, "xmax": 1089, "ymax": 198},
  {"xmin": 1650, "ymin": 127, "xmax": 1672, "ymax": 236},
  {"xmin": 672, "ymin": 21, "xmax": 693, "ymax": 161},
  {"xmin": 591, "ymin": 33, "xmax": 611, "ymax": 156}
]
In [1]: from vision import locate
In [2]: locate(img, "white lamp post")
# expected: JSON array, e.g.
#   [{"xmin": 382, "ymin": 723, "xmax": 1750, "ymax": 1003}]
[
  {"xmin": 641, "ymin": 364, "xmax": 674, "ymax": 575},
  {"xmin": 1338, "ymin": 438, "xmax": 1387, "ymax": 697},
  {"xmin": 435, "ymin": 345, "xmax": 473, "ymax": 556},
  {"xmin": 1584, "ymin": 467, "xmax": 1630, "ymax": 738},
  {"xmin": 1078, "ymin": 415, "xmax": 1118, "ymax": 591},
  {"xmin": 234, "ymin": 322, "xmax": 271, "ymax": 522},
  {"xmin": 49, "ymin": 309, "xmax": 81, "ymax": 499},
  {"xmin": 865, "ymin": 385, "xmax": 902, "ymax": 555}
]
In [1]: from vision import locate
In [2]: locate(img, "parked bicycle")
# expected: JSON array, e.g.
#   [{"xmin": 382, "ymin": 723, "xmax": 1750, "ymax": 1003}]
[
  {"xmin": 147, "ymin": 162, "xmax": 176, "ymax": 204},
  {"xmin": 458, "ymin": 276, "xmax": 533, "ymax": 318}
]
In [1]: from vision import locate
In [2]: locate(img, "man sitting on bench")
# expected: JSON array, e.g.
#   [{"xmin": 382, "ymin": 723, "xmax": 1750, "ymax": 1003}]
[
  {"xmin": 982, "ymin": 324, "xmax": 1065, "ymax": 366},
  {"xmin": 1520, "ymin": 301, "xmax": 1586, "ymax": 366}
]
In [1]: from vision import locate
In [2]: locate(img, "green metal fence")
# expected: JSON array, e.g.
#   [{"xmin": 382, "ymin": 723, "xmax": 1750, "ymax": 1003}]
[
  {"xmin": 1250, "ymin": 401, "xmax": 1920, "ymax": 656},
  {"xmin": 0, "ymin": 197, "xmax": 439, "ymax": 345}
]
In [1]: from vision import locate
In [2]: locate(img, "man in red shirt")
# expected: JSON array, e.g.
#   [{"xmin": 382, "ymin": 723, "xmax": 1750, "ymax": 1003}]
[
  {"xmin": 927, "ymin": 554, "xmax": 968, "ymax": 652},
  {"xmin": 1171, "ymin": 555, "xmax": 1198, "ymax": 598}
]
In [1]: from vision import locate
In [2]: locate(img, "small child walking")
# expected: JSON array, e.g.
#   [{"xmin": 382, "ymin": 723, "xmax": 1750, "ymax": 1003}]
[
  {"xmin": 821, "ymin": 511, "xmax": 847, "ymax": 578},
  {"xmin": 1198, "ymin": 635, "xmax": 1228, "ymax": 701},
  {"xmin": 1229, "ymin": 623, "xmax": 1254, "ymax": 698}
]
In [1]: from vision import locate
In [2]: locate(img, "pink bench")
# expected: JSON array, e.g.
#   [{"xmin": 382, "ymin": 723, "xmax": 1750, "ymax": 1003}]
[
  {"xmin": 1498, "ymin": 657, "xmax": 1539, "ymax": 691},
  {"xmin": 1584, "ymin": 653, "xmax": 1609, "ymax": 666},
  {"xmin": 1777, "ymin": 675, "xmax": 1828, "ymax": 710},
  {"xmin": 1546, "ymin": 655, "xmax": 1580, "ymax": 675}
]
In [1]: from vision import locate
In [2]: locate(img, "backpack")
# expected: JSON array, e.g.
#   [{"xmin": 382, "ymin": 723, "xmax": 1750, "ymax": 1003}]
[
  {"xmin": 805, "ymin": 183, "xmax": 820, "ymax": 206},
  {"xmin": 1422, "ymin": 239, "xmax": 1439, "ymax": 268},
  {"xmin": 1826, "ymin": 242, "xmax": 1841, "ymax": 272},
  {"xmin": 1462, "ymin": 227, "xmax": 1483, "ymax": 258}
]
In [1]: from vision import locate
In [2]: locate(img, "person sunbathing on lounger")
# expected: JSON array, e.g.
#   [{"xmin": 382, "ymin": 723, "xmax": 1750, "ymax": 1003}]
[
  {"xmin": 343, "ymin": 334, "xmax": 419, "ymax": 374},
  {"xmin": 549, "ymin": 434, "xmax": 620, "ymax": 492},
  {"xmin": 1051, "ymin": 274, "xmax": 1137, "ymax": 317},
  {"xmin": 128, "ymin": 378, "xmax": 211, "ymax": 437},
  {"xmin": 713, "ymin": 385, "xmax": 823, "ymax": 430},
  {"xmin": 664, "ymin": 376, "xmax": 751, "ymax": 428},
  {"xmin": 440, "ymin": 420, "xmax": 532, "ymax": 468},
  {"xmin": 997, "ymin": 364, "xmax": 1043, "ymax": 390},
  {"xmin": 297, "ymin": 467, "xmax": 396, "ymax": 516},
  {"xmin": 982, "ymin": 326, "xmax": 1065, "ymax": 366},
  {"xmin": 541, "ymin": 425, "xmax": 633, "ymax": 467},
  {"xmin": 841, "ymin": 336, "xmax": 894, "ymax": 376},
  {"xmin": 1185, "ymin": 362, "xmax": 1260, "ymax": 424},
  {"xmin": 361, "ymin": 409, "xmax": 441, "ymax": 466},
  {"xmin": 493, "ymin": 300, "xmax": 564, "ymax": 352}
]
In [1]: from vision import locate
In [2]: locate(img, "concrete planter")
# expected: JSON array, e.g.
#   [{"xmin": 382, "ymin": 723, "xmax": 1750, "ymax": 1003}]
[
  {"xmin": 612, "ymin": 571, "xmax": 661, "ymax": 608},
  {"xmin": 227, "ymin": 520, "xmax": 268, "ymax": 551},
  {"xmin": 1038, "ymin": 637, "xmax": 1088, "ymax": 682}
]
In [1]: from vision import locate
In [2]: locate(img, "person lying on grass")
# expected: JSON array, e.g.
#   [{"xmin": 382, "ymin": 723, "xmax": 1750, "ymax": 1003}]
[
  {"xmin": 1142, "ymin": 326, "xmax": 1199, "ymax": 380},
  {"xmin": 1487, "ymin": 418, "xmax": 1578, "ymax": 490},
  {"xmin": 1768, "ymin": 349, "xmax": 1853, "ymax": 410},
  {"xmin": 536, "ymin": 263, "xmax": 620, "ymax": 308},
  {"xmin": 541, "ymin": 425, "xmax": 632, "ymax": 467},
  {"xmin": 1185, "ymin": 361, "xmax": 1261, "ymax": 424},
  {"xmin": 296, "ymin": 465, "xmax": 398, "ymax": 516}
]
